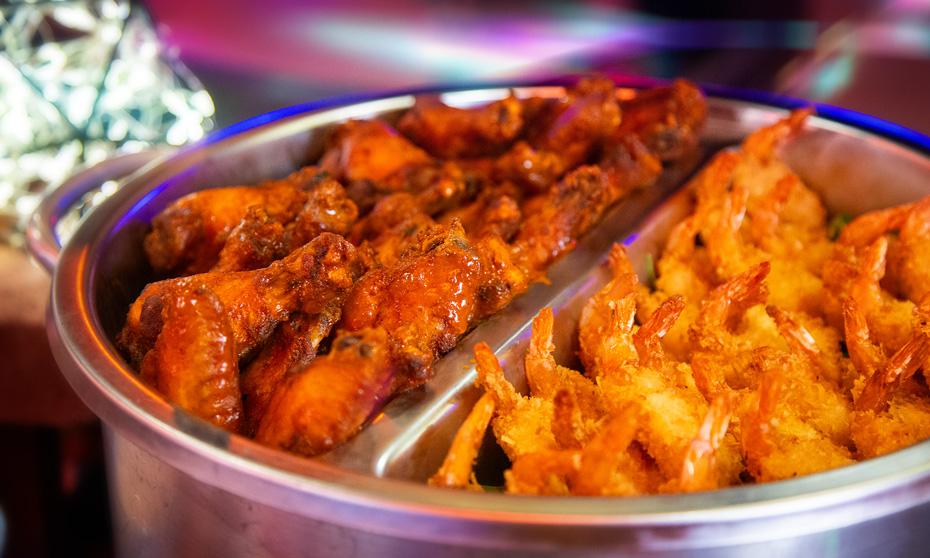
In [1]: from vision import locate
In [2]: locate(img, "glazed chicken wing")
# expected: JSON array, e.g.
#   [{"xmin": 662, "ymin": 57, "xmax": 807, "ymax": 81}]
[
  {"xmin": 513, "ymin": 153, "xmax": 660, "ymax": 276},
  {"xmin": 340, "ymin": 221, "xmax": 483, "ymax": 390},
  {"xmin": 497, "ymin": 76, "xmax": 621, "ymax": 193},
  {"xmin": 240, "ymin": 303, "xmax": 343, "ymax": 435},
  {"xmin": 139, "ymin": 283, "xmax": 242, "ymax": 431},
  {"xmin": 614, "ymin": 79, "xmax": 707, "ymax": 163},
  {"xmin": 120, "ymin": 232, "xmax": 363, "ymax": 365},
  {"xmin": 398, "ymin": 95, "xmax": 524, "ymax": 159},
  {"xmin": 255, "ymin": 328, "xmax": 394, "ymax": 456},
  {"xmin": 439, "ymin": 189, "xmax": 522, "ymax": 242},
  {"xmin": 320, "ymin": 119, "xmax": 431, "ymax": 185},
  {"xmin": 349, "ymin": 161, "xmax": 471, "ymax": 244},
  {"xmin": 211, "ymin": 206, "xmax": 286, "ymax": 273},
  {"xmin": 144, "ymin": 167, "xmax": 356, "ymax": 275},
  {"xmin": 321, "ymin": 119, "xmax": 477, "ymax": 212}
]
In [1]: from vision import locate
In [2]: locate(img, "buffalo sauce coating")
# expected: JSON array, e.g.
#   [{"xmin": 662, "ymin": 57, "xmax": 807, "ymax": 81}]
[
  {"xmin": 143, "ymin": 167, "xmax": 346, "ymax": 275},
  {"xmin": 140, "ymin": 284, "xmax": 243, "ymax": 431},
  {"xmin": 254, "ymin": 328, "xmax": 394, "ymax": 455},
  {"xmin": 339, "ymin": 223, "xmax": 482, "ymax": 390},
  {"xmin": 120, "ymin": 232, "xmax": 362, "ymax": 366}
]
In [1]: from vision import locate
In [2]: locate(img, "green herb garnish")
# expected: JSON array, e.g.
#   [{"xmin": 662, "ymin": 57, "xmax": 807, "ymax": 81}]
[
  {"xmin": 644, "ymin": 253, "xmax": 657, "ymax": 289},
  {"xmin": 828, "ymin": 213, "xmax": 853, "ymax": 241}
]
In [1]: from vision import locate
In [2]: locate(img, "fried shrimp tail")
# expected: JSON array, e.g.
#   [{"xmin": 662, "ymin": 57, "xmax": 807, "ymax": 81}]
[
  {"xmin": 506, "ymin": 451, "xmax": 580, "ymax": 495},
  {"xmin": 633, "ymin": 295, "xmax": 685, "ymax": 368},
  {"xmin": 525, "ymin": 307, "xmax": 561, "ymax": 397},
  {"xmin": 741, "ymin": 107, "xmax": 812, "ymax": 162},
  {"xmin": 571, "ymin": 406, "xmax": 640, "ymax": 496},
  {"xmin": 692, "ymin": 261, "xmax": 770, "ymax": 345},
  {"xmin": 430, "ymin": 392, "xmax": 496, "ymax": 489},
  {"xmin": 856, "ymin": 335, "xmax": 930, "ymax": 413},
  {"xmin": 551, "ymin": 389, "xmax": 586, "ymax": 450},
  {"xmin": 578, "ymin": 244, "xmax": 640, "ymax": 375},
  {"xmin": 678, "ymin": 393, "xmax": 735, "ymax": 492},
  {"xmin": 474, "ymin": 342, "xmax": 519, "ymax": 413}
]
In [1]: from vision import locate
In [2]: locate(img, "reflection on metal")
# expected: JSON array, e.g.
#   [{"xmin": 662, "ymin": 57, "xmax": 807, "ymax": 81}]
[{"xmin": 0, "ymin": 0, "xmax": 213, "ymax": 245}]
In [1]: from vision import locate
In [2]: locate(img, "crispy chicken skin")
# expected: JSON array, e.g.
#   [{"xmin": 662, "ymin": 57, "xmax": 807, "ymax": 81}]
[
  {"xmin": 321, "ymin": 119, "xmax": 432, "ymax": 185},
  {"xmin": 496, "ymin": 76, "xmax": 621, "ymax": 193},
  {"xmin": 255, "ymin": 328, "xmax": 394, "ymax": 456},
  {"xmin": 120, "ymin": 232, "xmax": 363, "ymax": 366},
  {"xmin": 340, "ymin": 221, "xmax": 482, "ymax": 390},
  {"xmin": 398, "ymin": 95, "xmax": 524, "ymax": 159},
  {"xmin": 240, "ymin": 303, "xmax": 344, "ymax": 436},
  {"xmin": 615, "ymin": 79, "xmax": 707, "ymax": 163},
  {"xmin": 513, "ymin": 144, "xmax": 662, "ymax": 275},
  {"xmin": 139, "ymin": 284, "xmax": 242, "ymax": 431},
  {"xmin": 144, "ymin": 167, "xmax": 356, "ymax": 275},
  {"xmin": 211, "ymin": 206, "xmax": 286, "ymax": 273}
]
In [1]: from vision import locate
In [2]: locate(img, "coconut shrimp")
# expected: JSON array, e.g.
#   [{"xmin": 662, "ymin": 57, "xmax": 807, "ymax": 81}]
[
  {"xmin": 505, "ymin": 406, "xmax": 658, "ymax": 496},
  {"xmin": 673, "ymin": 393, "xmax": 737, "ymax": 492},
  {"xmin": 886, "ymin": 196, "xmax": 930, "ymax": 303},
  {"xmin": 473, "ymin": 342, "xmax": 557, "ymax": 459},
  {"xmin": 693, "ymin": 152, "xmax": 755, "ymax": 281},
  {"xmin": 600, "ymin": 296, "xmax": 743, "ymax": 486},
  {"xmin": 737, "ymin": 111, "xmax": 832, "ymax": 267},
  {"xmin": 641, "ymin": 215, "xmax": 713, "ymax": 361},
  {"xmin": 429, "ymin": 392, "xmax": 496, "ymax": 489},
  {"xmin": 824, "ymin": 235, "xmax": 915, "ymax": 355},
  {"xmin": 765, "ymin": 306, "xmax": 852, "ymax": 445},
  {"xmin": 526, "ymin": 307, "xmax": 603, "ymax": 422},
  {"xmin": 740, "ymin": 349, "xmax": 854, "ymax": 482},
  {"xmin": 577, "ymin": 244, "xmax": 640, "ymax": 377},
  {"xmin": 766, "ymin": 304, "xmax": 852, "ymax": 391},
  {"xmin": 846, "ymin": 298, "xmax": 930, "ymax": 459},
  {"xmin": 694, "ymin": 155, "xmax": 824, "ymax": 315},
  {"xmin": 688, "ymin": 262, "xmax": 778, "ymax": 397}
]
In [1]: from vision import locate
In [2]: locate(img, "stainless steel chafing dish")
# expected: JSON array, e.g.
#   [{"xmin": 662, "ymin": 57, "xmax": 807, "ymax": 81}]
[{"xmin": 27, "ymin": 79, "xmax": 930, "ymax": 557}]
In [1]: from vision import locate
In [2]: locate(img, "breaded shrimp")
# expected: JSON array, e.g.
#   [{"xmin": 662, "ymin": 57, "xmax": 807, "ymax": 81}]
[
  {"xmin": 526, "ymin": 308, "xmax": 603, "ymax": 421},
  {"xmin": 845, "ymin": 298, "xmax": 930, "ymax": 458},
  {"xmin": 429, "ymin": 392, "xmax": 496, "ymax": 489},
  {"xmin": 740, "ymin": 351, "xmax": 854, "ymax": 482},
  {"xmin": 674, "ymin": 393, "xmax": 736, "ymax": 492},
  {"xmin": 577, "ymin": 244, "xmax": 640, "ymax": 376}
]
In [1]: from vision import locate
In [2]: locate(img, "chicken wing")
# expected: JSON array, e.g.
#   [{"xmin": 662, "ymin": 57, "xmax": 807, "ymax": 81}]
[
  {"xmin": 240, "ymin": 303, "xmax": 343, "ymax": 435},
  {"xmin": 144, "ymin": 167, "xmax": 356, "ymax": 275},
  {"xmin": 254, "ymin": 328, "xmax": 394, "ymax": 456},
  {"xmin": 340, "ymin": 221, "xmax": 482, "ymax": 390},
  {"xmin": 438, "ymin": 189, "xmax": 522, "ymax": 242},
  {"xmin": 496, "ymin": 76, "xmax": 621, "ymax": 193},
  {"xmin": 398, "ymin": 95, "xmax": 524, "ymax": 159},
  {"xmin": 320, "ymin": 119, "xmax": 431, "ymax": 186},
  {"xmin": 120, "ymin": 232, "xmax": 363, "ymax": 365},
  {"xmin": 139, "ymin": 283, "xmax": 242, "ymax": 431},
  {"xmin": 614, "ymin": 79, "xmax": 707, "ymax": 163},
  {"xmin": 211, "ymin": 206, "xmax": 287, "ymax": 273},
  {"xmin": 321, "ymin": 119, "xmax": 476, "ymax": 212},
  {"xmin": 513, "ymin": 156, "xmax": 659, "ymax": 277}
]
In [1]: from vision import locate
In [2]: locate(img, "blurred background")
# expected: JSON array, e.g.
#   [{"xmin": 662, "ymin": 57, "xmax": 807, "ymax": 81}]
[{"xmin": 2, "ymin": 0, "xmax": 929, "ymax": 556}]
